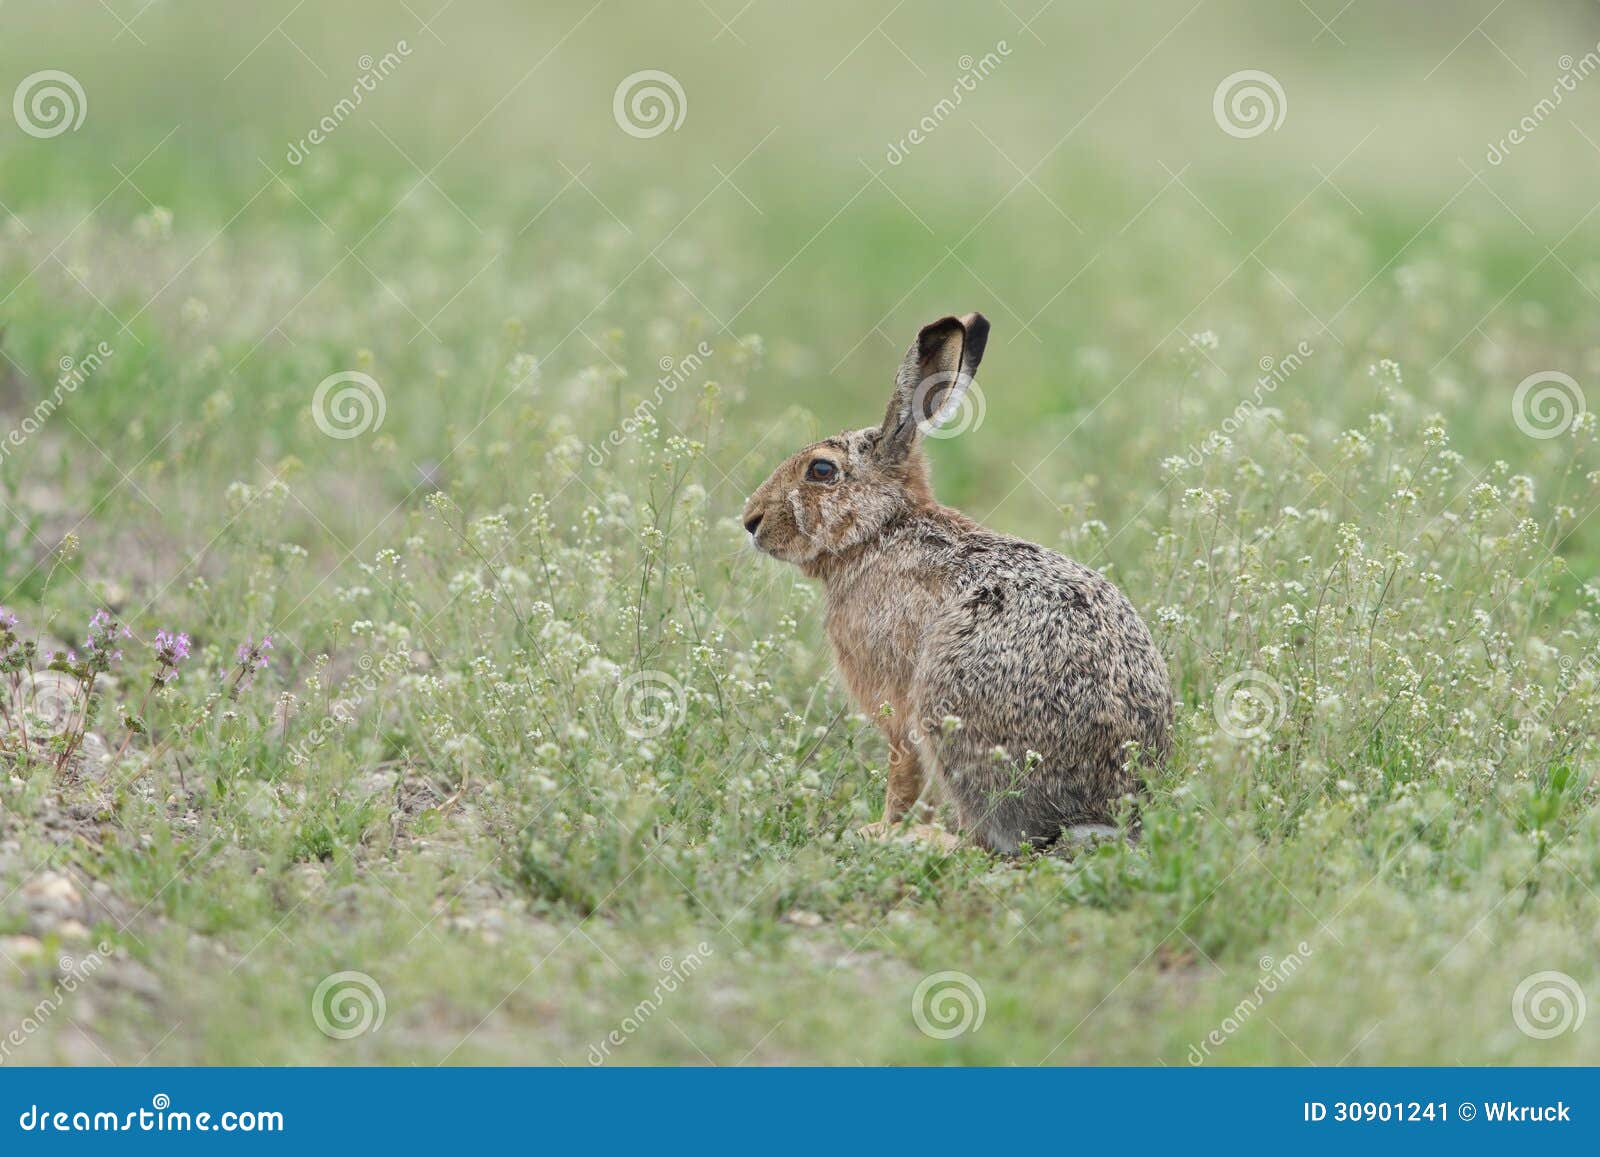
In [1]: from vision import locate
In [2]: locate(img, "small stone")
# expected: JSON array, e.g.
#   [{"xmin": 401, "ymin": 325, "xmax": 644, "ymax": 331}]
[
  {"xmin": 22, "ymin": 872, "xmax": 81, "ymax": 908},
  {"xmin": 781, "ymin": 908, "xmax": 823, "ymax": 927},
  {"xmin": 21, "ymin": 871, "xmax": 84, "ymax": 931},
  {"xmin": 284, "ymin": 862, "xmax": 327, "ymax": 902},
  {"xmin": 1, "ymin": 934, "xmax": 44, "ymax": 962},
  {"xmin": 76, "ymin": 732, "xmax": 111, "ymax": 778},
  {"xmin": 56, "ymin": 919, "xmax": 91, "ymax": 942},
  {"xmin": 106, "ymin": 957, "xmax": 163, "ymax": 1002},
  {"xmin": 357, "ymin": 769, "xmax": 400, "ymax": 799}
]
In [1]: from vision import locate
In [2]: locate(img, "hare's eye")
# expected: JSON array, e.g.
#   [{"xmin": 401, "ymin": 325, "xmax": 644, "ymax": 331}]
[{"xmin": 805, "ymin": 459, "xmax": 838, "ymax": 483}]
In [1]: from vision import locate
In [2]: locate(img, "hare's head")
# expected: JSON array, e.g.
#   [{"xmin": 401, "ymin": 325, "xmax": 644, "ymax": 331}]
[{"xmin": 742, "ymin": 312, "xmax": 989, "ymax": 568}]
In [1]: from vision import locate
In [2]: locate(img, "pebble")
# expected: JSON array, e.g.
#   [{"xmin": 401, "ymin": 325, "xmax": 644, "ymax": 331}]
[
  {"xmin": 105, "ymin": 956, "xmax": 163, "ymax": 1002},
  {"xmin": 22, "ymin": 871, "xmax": 81, "ymax": 907},
  {"xmin": 15, "ymin": 870, "xmax": 101, "ymax": 939},
  {"xmin": 0, "ymin": 934, "xmax": 44, "ymax": 962},
  {"xmin": 357, "ymin": 769, "xmax": 400, "ymax": 799},
  {"xmin": 284, "ymin": 862, "xmax": 327, "ymax": 903}
]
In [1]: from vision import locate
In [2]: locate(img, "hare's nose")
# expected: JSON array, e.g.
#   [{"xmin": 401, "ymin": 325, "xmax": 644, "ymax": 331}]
[{"xmin": 743, "ymin": 512, "xmax": 763, "ymax": 535}]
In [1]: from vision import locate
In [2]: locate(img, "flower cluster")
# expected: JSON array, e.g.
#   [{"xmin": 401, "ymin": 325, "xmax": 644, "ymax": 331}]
[
  {"xmin": 82, "ymin": 608, "xmax": 130, "ymax": 673},
  {"xmin": 231, "ymin": 634, "xmax": 274, "ymax": 695},
  {"xmin": 1, "ymin": 604, "xmax": 281, "ymax": 775},
  {"xmin": 152, "ymin": 629, "xmax": 192, "ymax": 683}
]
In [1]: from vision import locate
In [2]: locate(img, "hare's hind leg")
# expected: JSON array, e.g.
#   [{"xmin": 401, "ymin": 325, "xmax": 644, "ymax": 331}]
[
  {"xmin": 935, "ymin": 749, "xmax": 1054, "ymax": 855},
  {"xmin": 882, "ymin": 728, "xmax": 931, "ymax": 825}
]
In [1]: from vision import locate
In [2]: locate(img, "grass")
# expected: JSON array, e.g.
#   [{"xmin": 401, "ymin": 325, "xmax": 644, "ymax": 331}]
[{"xmin": 2, "ymin": 0, "xmax": 1599, "ymax": 1065}]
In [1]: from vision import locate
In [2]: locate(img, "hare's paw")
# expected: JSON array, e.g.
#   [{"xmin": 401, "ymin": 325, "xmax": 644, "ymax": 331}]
[
  {"xmin": 852, "ymin": 821, "xmax": 961, "ymax": 852},
  {"xmin": 1061, "ymin": 823, "xmax": 1119, "ymax": 844},
  {"xmin": 907, "ymin": 824, "xmax": 962, "ymax": 852}
]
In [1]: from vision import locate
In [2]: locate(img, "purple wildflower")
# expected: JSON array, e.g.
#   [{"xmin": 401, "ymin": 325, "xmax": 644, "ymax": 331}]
[
  {"xmin": 152, "ymin": 629, "xmax": 192, "ymax": 683},
  {"xmin": 82, "ymin": 609, "xmax": 127, "ymax": 672},
  {"xmin": 236, "ymin": 635, "xmax": 273, "ymax": 670},
  {"xmin": 231, "ymin": 634, "xmax": 274, "ymax": 694},
  {"xmin": 0, "ymin": 607, "xmax": 18, "ymax": 631}
]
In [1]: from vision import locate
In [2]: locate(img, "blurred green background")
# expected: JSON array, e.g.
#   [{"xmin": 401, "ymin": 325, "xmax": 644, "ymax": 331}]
[{"xmin": 4, "ymin": 0, "xmax": 1599, "ymax": 553}]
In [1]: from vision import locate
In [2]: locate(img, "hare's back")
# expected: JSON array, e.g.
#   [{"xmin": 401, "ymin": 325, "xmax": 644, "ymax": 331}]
[{"xmin": 917, "ymin": 534, "xmax": 1170, "ymax": 744}]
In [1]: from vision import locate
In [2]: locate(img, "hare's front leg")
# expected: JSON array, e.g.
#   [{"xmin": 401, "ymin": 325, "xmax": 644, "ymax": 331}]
[
  {"xmin": 854, "ymin": 728, "xmax": 926, "ymax": 839},
  {"xmin": 856, "ymin": 726, "xmax": 960, "ymax": 848}
]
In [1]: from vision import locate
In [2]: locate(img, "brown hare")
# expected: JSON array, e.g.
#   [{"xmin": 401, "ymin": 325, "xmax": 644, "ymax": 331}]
[{"xmin": 741, "ymin": 312, "xmax": 1171, "ymax": 852}]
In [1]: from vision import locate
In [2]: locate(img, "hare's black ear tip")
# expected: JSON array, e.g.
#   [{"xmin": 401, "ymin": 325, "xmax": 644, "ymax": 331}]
[{"xmin": 961, "ymin": 311, "xmax": 991, "ymax": 354}]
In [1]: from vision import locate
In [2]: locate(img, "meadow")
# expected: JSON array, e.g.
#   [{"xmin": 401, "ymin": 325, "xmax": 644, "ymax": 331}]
[{"xmin": 1, "ymin": 0, "xmax": 1598, "ymax": 1064}]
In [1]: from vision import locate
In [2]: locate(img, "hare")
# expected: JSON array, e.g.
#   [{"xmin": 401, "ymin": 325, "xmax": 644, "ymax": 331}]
[{"xmin": 741, "ymin": 312, "xmax": 1171, "ymax": 852}]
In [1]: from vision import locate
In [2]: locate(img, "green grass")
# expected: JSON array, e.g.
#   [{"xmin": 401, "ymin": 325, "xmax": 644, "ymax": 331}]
[{"xmin": 2, "ymin": 0, "xmax": 1599, "ymax": 1065}]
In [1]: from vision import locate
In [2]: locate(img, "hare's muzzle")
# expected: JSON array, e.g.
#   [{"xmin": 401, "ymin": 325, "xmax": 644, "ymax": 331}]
[{"xmin": 743, "ymin": 512, "xmax": 763, "ymax": 536}]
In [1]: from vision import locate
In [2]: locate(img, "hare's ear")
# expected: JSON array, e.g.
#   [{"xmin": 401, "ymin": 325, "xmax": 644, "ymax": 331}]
[{"xmin": 876, "ymin": 311, "xmax": 990, "ymax": 462}]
